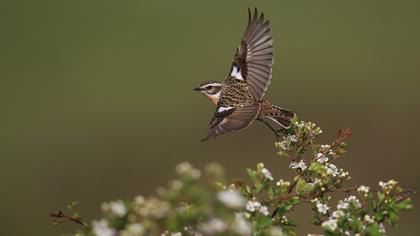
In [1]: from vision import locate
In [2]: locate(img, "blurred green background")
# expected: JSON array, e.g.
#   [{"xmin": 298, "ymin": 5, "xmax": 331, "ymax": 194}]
[{"xmin": 1, "ymin": 0, "xmax": 419, "ymax": 235}]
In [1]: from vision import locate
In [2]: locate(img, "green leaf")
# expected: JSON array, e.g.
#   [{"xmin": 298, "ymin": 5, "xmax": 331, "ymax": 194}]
[
  {"xmin": 366, "ymin": 224, "xmax": 385, "ymax": 236},
  {"xmin": 397, "ymin": 199, "xmax": 413, "ymax": 210},
  {"xmin": 295, "ymin": 179, "xmax": 314, "ymax": 196},
  {"xmin": 247, "ymin": 168, "xmax": 257, "ymax": 183}
]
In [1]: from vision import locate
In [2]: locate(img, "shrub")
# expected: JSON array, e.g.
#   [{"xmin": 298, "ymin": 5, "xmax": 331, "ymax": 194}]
[{"xmin": 51, "ymin": 119, "xmax": 414, "ymax": 236}]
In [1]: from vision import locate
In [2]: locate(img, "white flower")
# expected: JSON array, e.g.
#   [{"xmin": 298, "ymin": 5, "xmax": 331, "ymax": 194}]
[
  {"xmin": 92, "ymin": 219, "xmax": 116, "ymax": 236},
  {"xmin": 379, "ymin": 181, "xmax": 386, "ymax": 188},
  {"xmin": 246, "ymin": 200, "xmax": 261, "ymax": 212},
  {"xmin": 110, "ymin": 200, "xmax": 127, "ymax": 217},
  {"xmin": 344, "ymin": 195, "xmax": 361, "ymax": 208},
  {"xmin": 322, "ymin": 218, "xmax": 337, "ymax": 231},
  {"xmin": 198, "ymin": 218, "xmax": 227, "ymax": 234},
  {"xmin": 379, "ymin": 180, "xmax": 398, "ymax": 192},
  {"xmin": 259, "ymin": 205, "xmax": 269, "ymax": 216},
  {"xmin": 276, "ymin": 179, "xmax": 290, "ymax": 187},
  {"xmin": 277, "ymin": 140, "xmax": 289, "ymax": 151},
  {"xmin": 246, "ymin": 200, "xmax": 269, "ymax": 216},
  {"xmin": 120, "ymin": 223, "xmax": 145, "ymax": 236},
  {"xmin": 134, "ymin": 195, "xmax": 145, "ymax": 204},
  {"xmin": 379, "ymin": 223, "xmax": 386, "ymax": 233},
  {"xmin": 217, "ymin": 190, "xmax": 246, "ymax": 209},
  {"xmin": 288, "ymin": 135, "xmax": 298, "ymax": 143},
  {"xmin": 357, "ymin": 185, "xmax": 370, "ymax": 194},
  {"xmin": 269, "ymin": 226, "xmax": 286, "ymax": 236},
  {"xmin": 102, "ymin": 200, "xmax": 127, "ymax": 217},
  {"xmin": 337, "ymin": 201, "xmax": 349, "ymax": 210},
  {"xmin": 331, "ymin": 210, "xmax": 344, "ymax": 219},
  {"xmin": 176, "ymin": 162, "xmax": 192, "ymax": 174},
  {"xmin": 289, "ymin": 160, "xmax": 307, "ymax": 171},
  {"xmin": 363, "ymin": 214, "xmax": 375, "ymax": 224},
  {"xmin": 171, "ymin": 233, "xmax": 182, "ymax": 236},
  {"xmin": 316, "ymin": 153, "xmax": 328, "ymax": 163},
  {"xmin": 326, "ymin": 164, "xmax": 339, "ymax": 177},
  {"xmin": 261, "ymin": 168, "xmax": 274, "ymax": 181},
  {"xmin": 232, "ymin": 213, "xmax": 252, "ymax": 236},
  {"xmin": 316, "ymin": 203, "xmax": 330, "ymax": 215},
  {"xmin": 175, "ymin": 162, "xmax": 201, "ymax": 179}
]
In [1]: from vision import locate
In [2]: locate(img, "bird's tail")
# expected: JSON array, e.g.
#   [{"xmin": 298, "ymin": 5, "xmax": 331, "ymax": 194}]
[{"xmin": 261, "ymin": 102, "xmax": 295, "ymax": 128}]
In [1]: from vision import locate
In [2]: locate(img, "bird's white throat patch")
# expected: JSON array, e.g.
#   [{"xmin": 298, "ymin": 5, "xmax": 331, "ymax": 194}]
[{"xmin": 230, "ymin": 66, "xmax": 244, "ymax": 80}]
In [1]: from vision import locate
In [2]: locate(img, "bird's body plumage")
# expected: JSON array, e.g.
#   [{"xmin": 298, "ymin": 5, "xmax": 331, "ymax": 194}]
[{"xmin": 194, "ymin": 8, "xmax": 295, "ymax": 141}]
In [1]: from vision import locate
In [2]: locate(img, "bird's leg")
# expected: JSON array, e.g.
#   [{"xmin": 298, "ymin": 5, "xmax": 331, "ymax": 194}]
[{"xmin": 256, "ymin": 118, "xmax": 283, "ymax": 139}]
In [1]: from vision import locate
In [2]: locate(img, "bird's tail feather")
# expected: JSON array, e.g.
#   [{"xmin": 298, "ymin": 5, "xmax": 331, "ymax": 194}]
[{"xmin": 264, "ymin": 104, "xmax": 294, "ymax": 128}]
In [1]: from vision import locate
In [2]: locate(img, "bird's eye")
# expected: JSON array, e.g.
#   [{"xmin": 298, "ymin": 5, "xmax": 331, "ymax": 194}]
[{"xmin": 207, "ymin": 86, "xmax": 213, "ymax": 89}]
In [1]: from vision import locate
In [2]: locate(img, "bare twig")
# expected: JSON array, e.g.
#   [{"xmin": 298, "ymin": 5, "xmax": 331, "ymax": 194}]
[{"xmin": 49, "ymin": 210, "xmax": 89, "ymax": 230}]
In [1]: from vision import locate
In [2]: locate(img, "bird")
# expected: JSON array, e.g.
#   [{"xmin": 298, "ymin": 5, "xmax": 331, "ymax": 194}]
[{"xmin": 194, "ymin": 8, "xmax": 295, "ymax": 141}]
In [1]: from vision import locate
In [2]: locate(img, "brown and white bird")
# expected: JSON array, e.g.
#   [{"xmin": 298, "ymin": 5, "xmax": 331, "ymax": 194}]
[{"xmin": 194, "ymin": 8, "xmax": 294, "ymax": 141}]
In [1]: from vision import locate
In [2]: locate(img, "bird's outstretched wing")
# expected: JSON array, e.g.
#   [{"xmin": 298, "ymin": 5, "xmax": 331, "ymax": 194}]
[
  {"xmin": 202, "ymin": 105, "xmax": 260, "ymax": 141},
  {"xmin": 227, "ymin": 8, "xmax": 274, "ymax": 102}
]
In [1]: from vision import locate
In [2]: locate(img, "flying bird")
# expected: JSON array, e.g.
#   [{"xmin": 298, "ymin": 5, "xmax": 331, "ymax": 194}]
[{"xmin": 194, "ymin": 8, "xmax": 294, "ymax": 141}]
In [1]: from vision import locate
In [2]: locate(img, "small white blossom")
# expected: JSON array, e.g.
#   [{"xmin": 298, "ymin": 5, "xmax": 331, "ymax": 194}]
[
  {"xmin": 289, "ymin": 160, "xmax": 307, "ymax": 171},
  {"xmin": 379, "ymin": 181, "xmax": 386, "ymax": 188},
  {"xmin": 232, "ymin": 213, "xmax": 252, "ymax": 235},
  {"xmin": 175, "ymin": 162, "xmax": 201, "ymax": 179},
  {"xmin": 198, "ymin": 218, "xmax": 227, "ymax": 234},
  {"xmin": 326, "ymin": 164, "xmax": 339, "ymax": 177},
  {"xmin": 92, "ymin": 219, "xmax": 116, "ymax": 236},
  {"xmin": 246, "ymin": 200, "xmax": 261, "ymax": 212},
  {"xmin": 337, "ymin": 201, "xmax": 349, "ymax": 210},
  {"xmin": 134, "ymin": 195, "xmax": 145, "ymax": 204},
  {"xmin": 379, "ymin": 223, "xmax": 386, "ymax": 233},
  {"xmin": 364, "ymin": 214, "xmax": 375, "ymax": 224},
  {"xmin": 277, "ymin": 140, "xmax": 289, "ymax": 151},
  {"xmin": 340, "ymin": 171, "xmax": 350, "ymax": 178},
  {"xmin": 288, "ymin": 135, "xmax": 298, "ymax": 143},
  {"xmin": 357, "ymin": 185, "xmax": 370, "ymax": 195},
  {"xmin": 322, "ymin": 218, "xmax": 338, "ymax": 231},
  {"xmin": 344, "ymin": 195, "xmax": 361, "ymax": 208},
  {"xmin": 331, "ymin": 210, "xmax": 345, "ymax": 219},
  {"xmin": 217, "ymin": 190, "xmax": 246, "ymax": 209},
  {"xmin": 170, "ymin": 180, "xmax": 184, "ymax": 190},
  {"xmin": 102, "ymin": 200, "xmax": 127, "ymax": 217},
  {"xmin": 171, "ymin": 233, "xmax": 182, "ymax": 236},
  {"xmin": 259, "ymin": 205, "xmax": 269, "ymax": 216},
  {"xmin": 261, "ymin": 168, "xmax": 274, "ymax": 181},
  {"xmin": 269, "ymin": 226, "xmax": 286, "ymax": 236},
  {"xmin": 246, "ymin": 200, "xmax": 269, "ymax": 216},
  {"xmin": 316, "ymin": 153, "xmax": 328, "ymax": 163},
  {"xmin": 276, "ymin": 179, "xmax": 290, "ymax": 187},
  {"xmin": 379, "ymin": 180, "xmax": 398, "ymax": 193},
  {"xmin": 316, "ymin": 202, "xmax": 330, "ymax": 215},
  {"xmin": 120, "ymin": 223, "xmax": 145, "ymax": 236}
]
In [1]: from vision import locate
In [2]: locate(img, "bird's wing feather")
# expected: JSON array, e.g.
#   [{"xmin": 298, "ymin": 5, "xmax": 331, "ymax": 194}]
[
  {"xmin": 202, "ymin": 104, "xmax": 260, "ymax": 141},
  {"xmin": 227, "ymin": 8, "xmax": 274, "ymax": 102}
]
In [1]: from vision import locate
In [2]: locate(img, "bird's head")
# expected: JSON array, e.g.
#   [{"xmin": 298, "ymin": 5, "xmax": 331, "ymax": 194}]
[{"xmin": 193, "ymin": 81, "xmax": 223, "ymax": 105}]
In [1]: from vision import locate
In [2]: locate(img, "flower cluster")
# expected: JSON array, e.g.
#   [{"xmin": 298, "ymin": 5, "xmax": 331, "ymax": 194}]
[{"xmin": 54, "ymin": 119, "xmax": 413, "ymax": 236}]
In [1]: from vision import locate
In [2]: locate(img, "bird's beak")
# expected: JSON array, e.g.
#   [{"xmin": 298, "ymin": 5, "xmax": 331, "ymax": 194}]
[{"xmin": 193, "ymin": 87, "xmax": 202, "ymax": 92}]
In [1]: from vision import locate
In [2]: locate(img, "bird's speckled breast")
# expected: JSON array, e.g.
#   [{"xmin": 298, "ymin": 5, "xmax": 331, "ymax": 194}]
[{"xmin": 218, "ymin": 78, "xmax": 254, "ymax": 108}]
